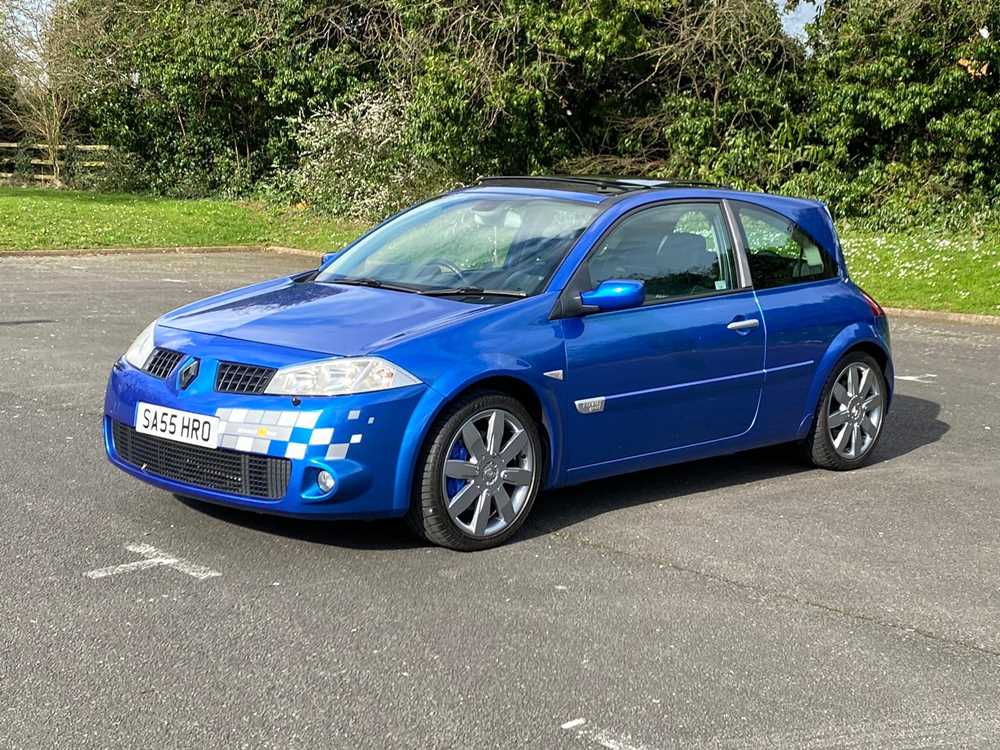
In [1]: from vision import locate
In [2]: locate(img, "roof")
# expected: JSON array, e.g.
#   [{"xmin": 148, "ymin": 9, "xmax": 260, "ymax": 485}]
[
  {"xmin": 474, "ymin": 175, "xmax": 729, "ymax": 196},
  {"xmin": 470, "ymin": 175, "xmax": 826, "ymax": 214}
]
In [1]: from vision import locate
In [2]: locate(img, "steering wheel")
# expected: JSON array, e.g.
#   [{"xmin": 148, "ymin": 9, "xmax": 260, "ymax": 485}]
[{"xmin": 420, "ymin": 258, "xmax": 467, "ymax": 283}]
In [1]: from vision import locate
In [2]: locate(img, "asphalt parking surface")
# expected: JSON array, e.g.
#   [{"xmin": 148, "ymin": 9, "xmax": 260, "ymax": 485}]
[{"xmin": 2, "ymin": 251, "xmax": 999, "ymax": 749}]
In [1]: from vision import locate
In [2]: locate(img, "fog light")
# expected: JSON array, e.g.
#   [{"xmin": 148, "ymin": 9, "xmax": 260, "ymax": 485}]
[{"xmin": 317, "ymin": 470, "xmax": 335, "ymax": 493}]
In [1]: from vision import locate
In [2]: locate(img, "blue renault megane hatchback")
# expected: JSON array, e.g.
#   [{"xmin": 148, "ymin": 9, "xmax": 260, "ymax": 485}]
[{"xmin": 104, "ymin": 176, "xmax": 893, "ymax": 550}]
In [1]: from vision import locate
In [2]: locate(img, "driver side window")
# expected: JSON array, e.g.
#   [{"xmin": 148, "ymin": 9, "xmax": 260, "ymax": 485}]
[{"xmin": 586, "ymin": 202, "xmax": 739, "ymax": 303}]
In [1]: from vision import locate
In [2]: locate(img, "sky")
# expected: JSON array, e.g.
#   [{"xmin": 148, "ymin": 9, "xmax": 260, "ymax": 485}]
[{"xmin": 778, "ymin": 0, "xmax": 823, "ymax": 40}]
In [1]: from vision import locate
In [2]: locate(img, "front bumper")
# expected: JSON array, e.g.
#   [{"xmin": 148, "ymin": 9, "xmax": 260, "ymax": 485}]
[{"xmin": 104, "ymin": 346, "xmax": 429, "ymax": 520}]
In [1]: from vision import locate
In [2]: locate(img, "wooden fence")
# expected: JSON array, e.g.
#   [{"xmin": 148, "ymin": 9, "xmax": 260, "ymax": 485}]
[{"xmin": 0, "ymin": 142, "xmax": 110, "ymax": 182}]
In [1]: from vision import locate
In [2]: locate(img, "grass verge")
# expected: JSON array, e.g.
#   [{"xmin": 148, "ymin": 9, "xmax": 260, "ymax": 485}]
[
  {"xmin": 0, "ymin": 187, "xmax": 362, "ymax": 253},
  {"xmin": 841, "ymin": 225, "xmax": 1000, "ymax": 316},
  {"xmin": 1, "ymin": 187, "xmax": 997, "ymax": 315}
]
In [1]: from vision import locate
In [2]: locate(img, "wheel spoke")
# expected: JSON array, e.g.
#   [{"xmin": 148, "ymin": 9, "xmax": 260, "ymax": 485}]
[
  {"xmin": 493, "ymin": 486, "xmax": 514, "ymax": 523},
  {"xmin": 858, "ymin": 367, "xmax": 873, "ymax": 399},
  {"xmin": 863, "ymin": 393, "xmax": 882, "ymax": 411},
  {"xmin": 448, "ymin": 482, "xmax": 479, "ymax": 515},
  {"xmin": 832, "ymin": 382, "xmax": 849, "ymax": 407},
  {"xmin": 486, "ymin": 410, "xmax": 504, "ymax": 454},
  {"xmin": 501, "ymin": 467, "xmax": 532, "ymax": 486},
  {"xmin": 850, "ymin": 423, "xmax": 861, "ymax": 457},
  {"xmin": 461, "ymin": 422, "xmax": 487, "ymax": 462},
  {"xmin": 498, "ymin": 429, "xmax": 528, "ymax": 465},
  {"xmin": 471, "ymin": 490, "xmax": 492, "ymax": 535},
  {"xmin": 833, "ymin": 423, "xmax": 850, "ymax": 451},
  {"xmin": 445, "ymin": 460, "xmax": 479, "ymax": 480},
  {"xmin": 828, "ymin": 409, "xmax": 849, "ymax": 429},
  {"xmin": 847, "ymin": 366, "xmax": 858, "ymax": 397},
  {"xmin": 861, "ymin": 414, "xmax": 878, "ymax": 437}
]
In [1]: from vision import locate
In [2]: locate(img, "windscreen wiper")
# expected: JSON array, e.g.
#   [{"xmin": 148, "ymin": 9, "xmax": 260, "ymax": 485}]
[
  {"xmin": 419, "ymin": 287, "xmax": 528, "ymax": 298},
  {"xmin": 324, "ymin": 277, "xmax": 422, "ymax": 294}
]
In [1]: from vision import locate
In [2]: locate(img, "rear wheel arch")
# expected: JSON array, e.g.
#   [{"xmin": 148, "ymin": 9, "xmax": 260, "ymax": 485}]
[
  {"xmin": 843, "ymin": 341, "xmax": 890, "ymax": 380},
  {"xmin": 802, "ymin": 350, "xmax": 888, "ymax": 469},
  {"xmin": 836, "ymin": 341, "xmax": 893, "ymax": 414},
  {"xmin": 798, "ymin": 328, "xmax": 892, "ymax": 437}
]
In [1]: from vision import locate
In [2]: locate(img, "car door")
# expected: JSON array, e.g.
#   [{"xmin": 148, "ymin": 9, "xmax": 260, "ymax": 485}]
[
  {"xmin": 559, "ymin": 200, "xmax": 765, "ymax": 471},
  {"xmin": 730, "ymin": 201, "xmax": 856, "ymax": 439}
]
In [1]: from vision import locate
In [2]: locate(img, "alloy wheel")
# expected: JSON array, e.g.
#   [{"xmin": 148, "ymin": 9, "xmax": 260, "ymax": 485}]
[
  {"xmin": 441, "ymin": 408, "xmax": 536, "ymax": 538},
  {"xmin": 827, "ymin": 362, "xmax": 884, "ymax": 460}
]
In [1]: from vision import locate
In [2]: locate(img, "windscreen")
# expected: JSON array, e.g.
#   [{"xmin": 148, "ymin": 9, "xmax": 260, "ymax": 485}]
[{"xmin": 316, "ymin": 193, "xmax": 599, "ymax": 298}]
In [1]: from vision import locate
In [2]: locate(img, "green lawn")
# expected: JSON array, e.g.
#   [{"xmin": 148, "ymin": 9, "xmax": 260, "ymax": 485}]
[
  {"xmin": 1, "ymin": 187, "xmax": 998, "ymax": 315},
  {"xmin": 840, "ymin": 227, "xmax": 1000, "ymax": 316},
  {"xmin": 0, "ymin": 187, "xmax": 362, "ymax": 253}
]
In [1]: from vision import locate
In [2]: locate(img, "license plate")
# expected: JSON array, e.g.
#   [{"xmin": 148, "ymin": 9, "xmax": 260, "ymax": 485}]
[{"xmin": 135, "ymin": 402, "xmax": 220, "ymax": 449}]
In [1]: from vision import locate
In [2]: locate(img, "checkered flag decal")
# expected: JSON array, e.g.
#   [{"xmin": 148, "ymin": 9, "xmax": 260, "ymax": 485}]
[{"xmin": 215, "ymin": 407, "xmax": 371, "ymax": 461}]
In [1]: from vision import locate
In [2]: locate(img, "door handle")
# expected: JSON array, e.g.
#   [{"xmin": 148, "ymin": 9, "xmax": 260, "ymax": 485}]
[{"xmin": 727, "ymin": 318, "xmax": 759, "ymax": 331}]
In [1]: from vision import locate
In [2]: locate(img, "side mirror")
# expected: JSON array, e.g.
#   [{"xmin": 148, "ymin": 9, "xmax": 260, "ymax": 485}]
[
  {"xmin": 579, "ymin": 279, "xmax": 645, "ymax": 313},
  {"xmin": 321, "ymin": 252, "xmax": 337, "ymax": 266}
]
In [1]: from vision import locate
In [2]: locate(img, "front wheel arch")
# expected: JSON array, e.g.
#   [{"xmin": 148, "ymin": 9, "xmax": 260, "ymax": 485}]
[
  {"xmin": 406, "ymin": 389, "xmax": 546, "ymax": 550},
  {"xmin": 417, "ymin": 376, "xmax": 553, "ymax": 492},
  {"xmin": 390, "ymin": 374, "xmax": 560, "ymax": 518}
]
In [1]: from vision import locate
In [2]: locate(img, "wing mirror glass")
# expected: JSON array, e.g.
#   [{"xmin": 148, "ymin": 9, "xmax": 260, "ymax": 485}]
[{"xmin": 579, "ymin": 279, "xmax": 645, "ymax": 313}]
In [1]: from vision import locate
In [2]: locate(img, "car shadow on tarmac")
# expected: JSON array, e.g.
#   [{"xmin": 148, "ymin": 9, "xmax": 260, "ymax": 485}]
[
  {"xmin": 175, "ymin": 494, "xmax": 425, "ymax": 550},
  {"xmin": 521, "ymin": 393, "xmax": 949, "ymax": 540},
  {"xmin": 178, "ymin": 394, "xmax": 947, "ymax": 550}
]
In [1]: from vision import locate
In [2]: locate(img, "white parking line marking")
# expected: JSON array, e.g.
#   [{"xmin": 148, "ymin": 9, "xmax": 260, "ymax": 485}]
[
  {"xmin": 896, "ymin": 373, "xmax": 937, "ymax": 383},
  {"xmin": 85, "ymin": 543, "xmax": 221, "ymax": 581},
  {"xmin": 561, "ymin": 719, "xmax": 656, "ymax": 750}
]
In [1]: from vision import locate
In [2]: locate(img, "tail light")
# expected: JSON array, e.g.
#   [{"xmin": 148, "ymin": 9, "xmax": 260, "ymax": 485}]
[{"xmin": 859, "ymin": 288, "xmax": 885, "ymax": 318}]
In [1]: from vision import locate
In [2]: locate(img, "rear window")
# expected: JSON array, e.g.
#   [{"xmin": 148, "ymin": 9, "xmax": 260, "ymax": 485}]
[{"xmin": 735, "ymin": 204, "xmax": 837, "ymax": 289}]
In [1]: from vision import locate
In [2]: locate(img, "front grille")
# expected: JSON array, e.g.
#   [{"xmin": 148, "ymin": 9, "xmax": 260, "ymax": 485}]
[
  {"xmin": 215, "ymin": 362, "xmax": 276, "ymax": 394},
  {"xmin": 144, "ymin": 348, "xmax": 183, "ymax": 379},
  {"xmin": 112, "ymin": 420, "xmax": 291, "ymax": 500}
]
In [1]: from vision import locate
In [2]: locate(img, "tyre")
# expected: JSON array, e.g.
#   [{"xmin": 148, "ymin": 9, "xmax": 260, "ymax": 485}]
[
  {"xmin": 407, "ymin": 391, "xmax": 543, "ymax": 551},
  {"xmin": 804, "ymin": 352, "xmax": 888, "ymax": 470}
]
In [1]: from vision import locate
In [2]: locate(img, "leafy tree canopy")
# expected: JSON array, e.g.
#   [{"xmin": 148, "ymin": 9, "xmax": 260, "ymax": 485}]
[{"xmin": 29, "ymin": 0, "xmax": 998, "ymax": 225}]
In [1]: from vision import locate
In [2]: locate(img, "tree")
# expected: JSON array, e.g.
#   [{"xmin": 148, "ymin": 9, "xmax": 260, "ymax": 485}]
[
  {"xmin": 67, "ymin": 0, "xmax": 373, "ymax": 196},
  {"xmin": 785, "ymin": 0, "xmax": 1000, "ymax": 223},
  {"xmin": 24, "ymin": 0, "xmax": 997, "ymax": 227},
  {"xmin": 0, "ymin": 34, "xmax": 16, "ymax": 141},
  {"xmin": 560, "ymin": 0, "xmax": 805, "ymax": 186},
  {"xmin": 0, "ymin": 0, "xmax": 93, "ymax": 184},
  {"xmin": 330, "ymin": 0, "xmax": 674, "ymax": 178}
]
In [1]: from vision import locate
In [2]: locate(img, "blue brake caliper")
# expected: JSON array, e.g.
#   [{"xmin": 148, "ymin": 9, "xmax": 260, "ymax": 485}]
[{"xmin": 446, "ymin": 440, "xmax": 470, "ymax": 499}]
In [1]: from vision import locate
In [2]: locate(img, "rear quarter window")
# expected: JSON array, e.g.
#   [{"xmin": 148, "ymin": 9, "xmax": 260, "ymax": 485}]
[{"xmin": 735, "ymin": 204, "xmax": 837, "ymax": 289}]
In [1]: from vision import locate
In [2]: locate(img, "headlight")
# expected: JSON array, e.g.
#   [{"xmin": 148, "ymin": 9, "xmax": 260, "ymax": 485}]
[
  {"xmin": 264, "ymin": 356, "xmax": 421, "ymax": 396},
  {"xmin": 124, "ymin": 321, "xmax": 156, "ymax": 369}
]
